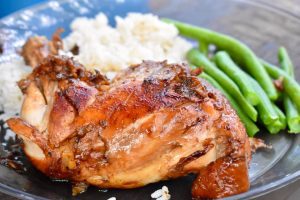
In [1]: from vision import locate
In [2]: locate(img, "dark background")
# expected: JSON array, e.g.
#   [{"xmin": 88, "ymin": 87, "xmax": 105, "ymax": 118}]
[{"xmin": 0, "ymin": 0, "xmax": 299, "ymax": 199}]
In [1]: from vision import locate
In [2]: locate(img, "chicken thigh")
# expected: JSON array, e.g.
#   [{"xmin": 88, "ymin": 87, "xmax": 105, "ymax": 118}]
[{"xmin": 7, "ymin": 56, "xmax": 251, "ymax": 199}]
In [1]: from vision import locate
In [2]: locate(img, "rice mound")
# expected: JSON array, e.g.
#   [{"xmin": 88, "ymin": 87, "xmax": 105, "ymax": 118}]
[
  {"xmin": 0, "ymin": 13, "xmax": 192, "ymax": 119},
  {"xmin": 63, "ymin": 12, "xmax": 192, "ymax": 72},
  {"xmin": 0, "ymin": 59, "xmax": 31, "ymax": 120}
]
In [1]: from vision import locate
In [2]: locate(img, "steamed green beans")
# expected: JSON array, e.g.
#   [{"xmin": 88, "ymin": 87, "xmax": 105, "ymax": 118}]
[
  {"xmin": 215, "ymin": 51, "xmax": 259, "ymax": 105},
  {"xmin": 274, "ymin": 104, "xmax": 287, "ymax": 130},
  {"xmin": 283, "ymin": 99, "xmax": 300, "ymax": 133},
  {"xmin": 214, "ymin": 51, "xmax": 279, "ymax": 127},
  {"xmin": 187, "ymin": 48, "xmax": 258, "ymax": 121},
  {"xmin": 278, "ymin": 47, "xmax": 300, "ymax": 133},
  {"xmin": 163, "ymin": 18, "xmax": 300, "ymax": 135},
  {"xmin": 261, "ymin": 60, "xmax": 300, "ymax": 112},
  {"xmin": 266, "ymin": 104, "xmax": 287, "ymax": 134},
  {"xmin": 279, "ymin": 47, "xmax": 294, "ymax": 77},
  {"xmin": 162, "ymin": 18, "xmax": 278, "ymax": 100},
  {"xmin": 199, "ymin": 41, "xmax": 209, "ymax": 56},
  {"xmin": 266, "ymin": 120, "xmax": 284, "ymax": 134},
  {"xmin": 246, "ymin": 73, "xmax": 279, "ymax": 125},
  {"xmin": 199, "ymin": 72, "xmax": 259, "ymax": 136}
]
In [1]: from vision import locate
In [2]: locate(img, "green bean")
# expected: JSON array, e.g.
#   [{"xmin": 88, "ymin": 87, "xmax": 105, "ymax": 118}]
[
  {"xmin": 266, "ymin": 104, "xmax": 287, "ymax": 134},
  {"xmin": 274, "ymin": 104, "xmax": 287, "ymax": 129},
  {"xmin": 279, "ymin": 47, "xmax": 294, "ymax": 77},
  {"xmin": 245, "ymin": 74, "xmax": 279, "ymax": 125},
  {"xmin": 261, "ymin": 60, "xmax": 300, "ymax": 112},
  {"xmin": 283, "ymin": 99, "xmax": 300, "ymax": 133},
  {"xmin": 187, "ymin": 48, "xmax": 257, "ymax": 121},
  {"xmin": 199, "ymin": 72, "xmax": 259, "ymax": 137},
  {"xmin": 266, "ymin": 120, "xmax": 283, "ymax": 134},
  {"xmin": 278, "ymin": 47, "xmax": 300, "ymax": 133},
  {"xmin": 162, "ymin": 18, "xmax": 278, "ymax": 100},
  {"xmin": 199, "ymin": 41, "xmax": 209, "ymax": 56},
  {"xmin": 198, "ymin": 72, "xmax": 217, "ymax": 85},
  {"xmin": 215, "ymin": 51, "xmax": 259, "ymax": 105}
]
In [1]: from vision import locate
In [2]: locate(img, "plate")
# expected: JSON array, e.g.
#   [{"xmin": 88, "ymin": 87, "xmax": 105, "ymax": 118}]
[{"xmin": 0, "ymin": 0, "xmax": 300, "ymax": 199}]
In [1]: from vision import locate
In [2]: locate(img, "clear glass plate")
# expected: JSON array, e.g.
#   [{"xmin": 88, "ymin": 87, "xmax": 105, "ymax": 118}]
[{"xmin": 0, "ymin": 0, "xmax": 299, "ymax": 199}]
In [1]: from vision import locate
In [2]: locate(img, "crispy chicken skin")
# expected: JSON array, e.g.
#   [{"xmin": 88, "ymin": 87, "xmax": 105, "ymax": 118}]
[{"xmin": 7, "ymin": 56, "xmax": 251, "ymax": 199}]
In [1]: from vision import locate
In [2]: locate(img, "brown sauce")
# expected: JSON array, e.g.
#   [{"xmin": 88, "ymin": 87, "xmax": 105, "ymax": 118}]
[{"xmin": 0, "ymin": 119, "xmax": 27, "ymax": 173}]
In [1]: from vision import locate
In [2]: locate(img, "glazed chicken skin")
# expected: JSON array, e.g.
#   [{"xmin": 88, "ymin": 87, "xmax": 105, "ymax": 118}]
[{"xmin": 7, "ymin": 56, "xmax": 251, "ymax": 199}]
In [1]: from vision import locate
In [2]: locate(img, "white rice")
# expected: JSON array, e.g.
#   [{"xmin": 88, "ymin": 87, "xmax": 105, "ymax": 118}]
[
  {"xmin": 63, "ymin": 12, "xmax": 192, "ymax": 72},
  {"xmin": 151, "ymin": 186, "xmax": 171, "ymax": 200},
  {"xmin": 0, "ymin": 13, "xmax": 191, "ymax": 120},
  {"xmin": 0, "ymin": 58, "xmax": 31, "ymax": 120}
]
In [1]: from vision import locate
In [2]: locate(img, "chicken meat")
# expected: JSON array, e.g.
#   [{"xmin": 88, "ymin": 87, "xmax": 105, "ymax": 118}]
[
  {"xmin": 21, "ymin": 29, "xmax": 63, "ymax": 68},
  {"xmin": 7, "ymin": 56, "xmax": 251, "ymax": 199}
]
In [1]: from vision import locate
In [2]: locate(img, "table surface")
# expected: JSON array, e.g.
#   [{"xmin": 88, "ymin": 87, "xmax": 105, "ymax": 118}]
[{"xmin": 0, "ymin": 0, "xmax": 300, "ymax": 199}]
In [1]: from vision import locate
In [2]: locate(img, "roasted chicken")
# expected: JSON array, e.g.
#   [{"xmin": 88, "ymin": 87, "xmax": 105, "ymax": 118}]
[
  {"xmin": 7, "ymin": 56, "xmax": 251, "ymax": 199},
  {"xmin": 21, "ymin": 29, "xmax": 63, "ymax": 68}
]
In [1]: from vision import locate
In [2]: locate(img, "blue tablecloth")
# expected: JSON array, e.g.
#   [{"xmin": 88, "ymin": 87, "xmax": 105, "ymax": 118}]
[{"xmin": 0, "ymin": 0, "xmax": 46, "ymax": 18}]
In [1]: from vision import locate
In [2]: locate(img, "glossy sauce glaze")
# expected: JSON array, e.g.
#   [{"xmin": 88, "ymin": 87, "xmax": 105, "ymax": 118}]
[{"xmin": 7, "ymin": 56, "xmax": 251, "ymax": 199}]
